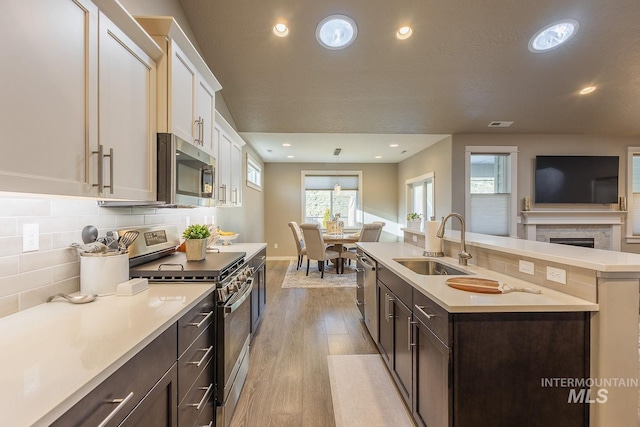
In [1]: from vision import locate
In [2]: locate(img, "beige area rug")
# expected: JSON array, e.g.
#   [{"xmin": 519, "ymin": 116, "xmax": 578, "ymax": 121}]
[
  {"xmin": 327, "ymin": 354, "xmax": 414, "ymax": 427},
  {"xmin": 281, "ymin": 260, "xmax": 356, "ymax": 288}
]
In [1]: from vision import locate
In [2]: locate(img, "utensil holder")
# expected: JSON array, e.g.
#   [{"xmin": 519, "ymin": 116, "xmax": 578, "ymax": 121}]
[{"xmin": 80, "ymin": 252, "xmax": 129, "ymax": 295}]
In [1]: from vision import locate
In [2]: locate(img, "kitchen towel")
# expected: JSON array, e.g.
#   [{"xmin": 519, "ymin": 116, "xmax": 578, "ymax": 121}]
[{"xmin": 424, "ymin": 219, "xmax": 443, "ymax": 254}]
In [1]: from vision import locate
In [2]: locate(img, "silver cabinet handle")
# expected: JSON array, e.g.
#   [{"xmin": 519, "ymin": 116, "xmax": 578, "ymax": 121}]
[
  {"xmin": 97, "ymin": 391, "xmax": 134, "ymax": 427},
  {"xmin": 197, "ymin": 422, "xmax": 213, "ymax": 427},
  {"xmin": 92, "ymin": 144, "xmax": 104, "ymax": 192},
  {"xmin": 407, "ymin": 317, "xmax": 418, "ymax": 352},
  {"xmin": 188, "ymin": 311, "xmax": 213, "ymax": 328},
  {"xmin": 219, "ymin": 184, "xmax": 227, "ymax": 204},
  {"xmin": 415, "ymin": 304, "xmax": 436, "ymax": 319},
  {"xmin": 385, "ymin": 293, "xmax": 394, "ymax": 322},
  {"xmin": 194, "ymin": 117, "xmax": 203, "ymax": 145},
  {"xmin": 232, "ymin": 188, "xmax": 238, "ymax": 204},
  {"xmin": 188, "ymin": 345, "xmax": 213, "ymax": 368},
  {"xmin": 92, "ymin": 145, "xmax": 114, "ymax": 194},
  {"xmin": 189, "ymin": 383, "xmax": 214, "ymax": 411},
  {"xmin": 356, "ymin": 300, "xmax": 363, "ymax": 306},
  {"xmin": 105, "ymin": 148, "xmax": 114, "ymax": 194}
]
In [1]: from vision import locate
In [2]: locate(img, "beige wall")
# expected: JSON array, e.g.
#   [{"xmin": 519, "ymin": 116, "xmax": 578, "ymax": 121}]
[
  {"xmin": 397, "ymin": 136, "xmax": 453, "ymax": 224},
  {"xmin": 264, "ymin": 163, "xmax": 398, "ymax": 258},
  {"xmin": 450, "ymin": 134, "xmax": 640, "ymax": 252}
]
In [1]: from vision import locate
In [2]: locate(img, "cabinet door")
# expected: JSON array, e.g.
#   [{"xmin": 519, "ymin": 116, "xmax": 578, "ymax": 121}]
[
  {"xmin": 377, "ymin": 281, "xmax": 393, "ymax": 366},
  {"xmin": 98, "ymin": 12, "xmax": 156, "ymax": 200},
  {"xmin": 393, "ymin": 300, "xmax": 413, "ymax": 405},
  {"xmin": 0, "ymin": 0, "xmax": 98, "ymax": 196},
  {"xmin": 120, "ymin": 364, "xmax": 178, "ymax": 427},
  {"xmin": 230, "ymin": 140, "xmax": 243, "ymax": 205},
  {"xmin": 413, "ymin": 320, "xmax": 450, "ymax": 427},
  {"xmin": 196, "ymin": 76, "xmax": 216, "ymax": 153},
  {"xmin": 170, "ymin": 42, "xmax": 197, "ymax": 143},
  {"xmin": 218, "ymin": 131, "xmax": 232, "ymax": 205}
]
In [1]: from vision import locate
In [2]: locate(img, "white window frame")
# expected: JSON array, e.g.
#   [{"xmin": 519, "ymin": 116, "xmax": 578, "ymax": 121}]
[
  {"xmin": 406, "ymin": 172, "xmax": 435, "ymax": 220},
  {"xmin": 626, "ymin": 146, "xmax": 640, "ymax": 242},
  {"xmin": 301, "ymin": 170, "xmax": 363, "ymax": 229},
  {"xmin": 246, "ymin": 154, "xmax": 262, "ymax": 191},
  {"xmin": 465, "ymin": 146, "xmax": 518, "ymax": 237}
]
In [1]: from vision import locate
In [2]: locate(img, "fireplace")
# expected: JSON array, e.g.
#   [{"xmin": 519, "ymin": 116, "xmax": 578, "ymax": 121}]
[{"xmin": 549, "ymin": 237, "xmax": 595, "ymax": 248}]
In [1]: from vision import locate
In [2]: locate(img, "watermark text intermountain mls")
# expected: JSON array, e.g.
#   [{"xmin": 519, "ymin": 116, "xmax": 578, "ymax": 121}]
[{"xmin": 541, "ymin": 377, "xmax": 639, "ymax": 404}]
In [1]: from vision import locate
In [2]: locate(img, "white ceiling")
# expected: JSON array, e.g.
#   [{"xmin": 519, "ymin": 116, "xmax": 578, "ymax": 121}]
[{"xmin": 178, "ymin": 0, "xmax": 640, "ymax": 163}]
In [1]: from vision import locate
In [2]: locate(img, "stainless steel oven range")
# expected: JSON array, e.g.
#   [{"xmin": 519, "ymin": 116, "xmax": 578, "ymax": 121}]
[{"xmin": 123, "ymin": 225, "xmax": 253, "ymax": 427}]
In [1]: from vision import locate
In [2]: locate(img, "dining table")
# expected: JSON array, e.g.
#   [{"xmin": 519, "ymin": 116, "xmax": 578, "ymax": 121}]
[{"xmin": 322, "ymin": 232, "xmax": 360, "ymax": 273}]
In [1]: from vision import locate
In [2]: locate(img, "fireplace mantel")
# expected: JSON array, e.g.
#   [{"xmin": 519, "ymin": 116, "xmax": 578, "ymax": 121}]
[{"xmin": 520, "ymin": 210, "xmax": 627, "ymax": 250}]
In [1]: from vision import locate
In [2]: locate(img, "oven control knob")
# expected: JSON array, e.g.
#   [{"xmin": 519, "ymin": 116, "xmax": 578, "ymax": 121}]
[
  {"xmin": 238, "ymin": 274, "xmax": 247, "ymax": 282},
  {"xmin": 246, "ymin": 267, "xmax": 254, "ymax": 276}
]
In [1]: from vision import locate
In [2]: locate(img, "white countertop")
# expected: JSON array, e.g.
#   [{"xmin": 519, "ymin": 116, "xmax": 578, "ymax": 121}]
[
  {"xmin": 404, "ymin": 228, "xmax": 640, "ymax": 273},
  {"xmin": 358, "ymin": 242, "xmax": 598, "ymax": 313},
  {"xmin": 0, "ymin": 283, "xmax": 215, "ymax": 427},
  {"xmin": 208, "ymin": 242, "xmax": 266, "ymax": 261}
]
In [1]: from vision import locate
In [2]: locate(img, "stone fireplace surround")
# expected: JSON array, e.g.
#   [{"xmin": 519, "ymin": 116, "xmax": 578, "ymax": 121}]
[{"xmin": 520, "ymin": 210, "xmax": 626, "ymax": 251}]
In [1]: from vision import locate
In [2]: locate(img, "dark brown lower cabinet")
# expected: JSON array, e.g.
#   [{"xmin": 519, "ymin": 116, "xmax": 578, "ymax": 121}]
[
  {"xmin": 120, "ymin": 364, "xmax": 178, "ymax": 427},
  {"xmin": 376, "ymin": 269, "xmax": 590, "ymax": 427},
  {"xmin": 413, "ymin": 318, "xmax": 450, "ymax": 427}
]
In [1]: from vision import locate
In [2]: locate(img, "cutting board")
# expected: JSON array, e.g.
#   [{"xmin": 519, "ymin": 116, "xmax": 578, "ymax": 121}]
[{"xmin": 446, "ymin": 277, "xmax": 503, "ymax": 294}]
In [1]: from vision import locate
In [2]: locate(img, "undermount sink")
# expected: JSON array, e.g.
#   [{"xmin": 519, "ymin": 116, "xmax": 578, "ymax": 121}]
[{"xmin": 393, "ymin": 258, "xmax": 472, "ymax": 276}]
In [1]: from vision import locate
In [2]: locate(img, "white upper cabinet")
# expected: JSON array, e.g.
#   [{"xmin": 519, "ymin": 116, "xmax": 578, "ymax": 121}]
[
  {"xmin": 0, "ymin": 0, "xmax": 161, "ymax": 200},
  {"xmin": 98, "ymin": 11, "xmax": 157, "ymax": 200},
  {"xmin": 0, "ymin": 0, "xmax": 99, "ymax": 196},
  {"xmin": 214, "ymin": 111, "xmax": 246, "ymax": 207},
  {"xmin": 136, "ymin": 17, "xmax": 222, "ymax": 153}
]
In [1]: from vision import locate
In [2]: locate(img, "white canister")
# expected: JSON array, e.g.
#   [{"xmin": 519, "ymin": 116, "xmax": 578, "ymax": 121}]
[{"xmin": 80, "ymin": 252, "xmax": 129, "ymax": 296}]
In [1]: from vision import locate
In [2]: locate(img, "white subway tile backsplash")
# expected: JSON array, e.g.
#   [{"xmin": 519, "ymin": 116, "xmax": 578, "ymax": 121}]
[{"xmin": 0, "ymin": 192, "xmax": 218, "ymax": 319}]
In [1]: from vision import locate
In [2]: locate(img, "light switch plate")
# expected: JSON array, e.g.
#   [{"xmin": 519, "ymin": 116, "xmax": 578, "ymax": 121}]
[
  {"xmin": 23, "ymin": 223, "xmax": 39, "ymax": 252},
  {"xmin": 519, "ymin": 260, "xmax": 535, "ymax": 275}
]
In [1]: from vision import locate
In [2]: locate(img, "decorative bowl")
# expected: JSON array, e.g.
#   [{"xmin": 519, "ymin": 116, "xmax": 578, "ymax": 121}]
[{"xmin": 218, "ymin": 234, "xmax": 239, "ymax": 245}]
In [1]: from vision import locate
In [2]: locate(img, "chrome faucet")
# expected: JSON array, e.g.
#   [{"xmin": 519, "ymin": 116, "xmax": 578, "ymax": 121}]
[{"xmin": 436, "ymin": 213, "xmax": 472, "ymax": 266}]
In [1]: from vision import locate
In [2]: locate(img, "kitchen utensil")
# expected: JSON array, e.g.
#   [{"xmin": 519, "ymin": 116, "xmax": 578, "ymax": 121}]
[
  {"xmin": 446, "ymin": 277, "xmax": 542, "ymax": 294},
  {"xmin": 46, "ymin": 293, "xmax": 97, "ymax": 304},
  {"xmin": 70, "ymin": 242, "xmax": 108, "ymax": 254},
  {"xmin": 81, "ymin": 225, "xmax": 99, "ymax": 244},
  {"xmin": 119, "ymin": 230, "xmax": 140, "ymax": 251},
  {"xmin": 80, "ymin": 252, "xmax": 129, "ymax": 295}
]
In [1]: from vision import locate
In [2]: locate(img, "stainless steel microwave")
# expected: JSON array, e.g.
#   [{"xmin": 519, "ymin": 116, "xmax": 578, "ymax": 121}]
[{"xmin": 157, "ymin": 133, "xmax": 215, "ymax": 207}]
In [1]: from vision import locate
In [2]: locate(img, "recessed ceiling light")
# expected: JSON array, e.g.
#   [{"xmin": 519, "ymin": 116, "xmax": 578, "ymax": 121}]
[
  {"xmin": 396, "ymin": 26, "xmax": 413, "ymax": 40},
  {"xmin": 282, "ymin": 143, "xmax": 291, "ymax": 147},
  {"xmin": 287, "ymin": 155, "xmax": 294, "ymax": 158},
  {"xmin": 528, "ymin": 19, "xmax": 579, "ymax": 52},
  {"xmin": 375, "ymin": 155, "xmax": 382, "ymax": 159},
  {"xmin": 316, "ymin": 15, "xmax": 357, "ymax": 50},
  {"xmin": 273, "ymin": 22, "xmax": 289, "ymax": 37},
  {"xmin": 579, "ymin": 85, "xmax": 597, "ymax": 95},
  {"xmin": 389, "ymin": 144, "xmax": 399, "ymax": 147}
]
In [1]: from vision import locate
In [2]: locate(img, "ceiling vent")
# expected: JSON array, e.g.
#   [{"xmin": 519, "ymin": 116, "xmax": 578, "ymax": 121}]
[
  {"xmin": 334, "ymin": 148, "xmax": 342, "ymax": 156},
  {"xmin": 488, "ymin": 121, "xmax": 514, "ymax": 128}
]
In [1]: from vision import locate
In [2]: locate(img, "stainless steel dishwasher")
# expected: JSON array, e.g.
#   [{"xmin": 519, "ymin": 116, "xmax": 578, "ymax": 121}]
[{"xmin": 356, "ymin": 248, "xmax": 378, "ymax": 342}]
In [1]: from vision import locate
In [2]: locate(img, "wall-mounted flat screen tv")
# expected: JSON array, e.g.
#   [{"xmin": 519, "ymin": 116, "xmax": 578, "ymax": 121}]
[{"xmin": 534, "ymin": 156, "xmax": 619, "ymax": 204}]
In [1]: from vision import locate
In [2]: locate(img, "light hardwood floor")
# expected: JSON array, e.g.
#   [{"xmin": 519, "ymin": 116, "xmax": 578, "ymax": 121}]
[{"xmin": 230, "ymin": 260, "xmax": 379, "ymax": 427}]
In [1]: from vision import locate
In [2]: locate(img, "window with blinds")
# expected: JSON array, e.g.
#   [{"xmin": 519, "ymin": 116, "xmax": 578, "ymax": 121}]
[
  {"xmin": 302, "ymin": 171, "xmax": 362, "ymax": 227},
  {"xmin": 465, "ymin": 148, "xmax": 518, "ymax": 237}
]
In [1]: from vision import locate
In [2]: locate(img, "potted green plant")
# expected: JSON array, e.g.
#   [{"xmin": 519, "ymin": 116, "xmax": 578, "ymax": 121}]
[
  {"xmin": 406, "ymin": 212, "xmax": 423, "ymax": 230},
  {"xmin": 182, "ymin": 224, "xmax": 211, "ymax": 261}
]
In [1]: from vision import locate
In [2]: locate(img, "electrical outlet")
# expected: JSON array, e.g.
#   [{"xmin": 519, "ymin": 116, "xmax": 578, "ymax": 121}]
[
  {"xmin": 274, "ymin": 243, "xmax": 278, "ymax": 249},
  {"xmin": 23, "ymin": 223, "xmax": 39, "ymax": 252},
  {"xmin": 412, "ymin": 235, "xmax": 418, "ymax": 242},
  {"xmin": 519, "ymin": 260, "xmax": 535, "ymax": 275},
  {"xmin": 546, "ymin": 266, "xmax": 566, "ymax": 284}
]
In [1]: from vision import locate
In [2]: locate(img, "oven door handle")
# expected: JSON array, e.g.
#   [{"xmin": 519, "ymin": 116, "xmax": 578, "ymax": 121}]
[{"xmin": 224, "ymin": 278, "xmax": 253, "ymax": 315}]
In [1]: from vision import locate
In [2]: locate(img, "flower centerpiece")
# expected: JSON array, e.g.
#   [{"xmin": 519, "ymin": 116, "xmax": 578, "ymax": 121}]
[
  {"xmin": 182, "ymin": 224, "xmax": 211, "ymax": 261},
  {"xmin": 406, "ymin": 212, "xmax": 423, "ymax": 230}
]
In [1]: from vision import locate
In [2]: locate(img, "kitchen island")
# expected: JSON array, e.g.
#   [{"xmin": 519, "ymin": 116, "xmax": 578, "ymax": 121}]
[{"xmin": 368, "ymin": 231, "xmax": 640, "ymax": 427}]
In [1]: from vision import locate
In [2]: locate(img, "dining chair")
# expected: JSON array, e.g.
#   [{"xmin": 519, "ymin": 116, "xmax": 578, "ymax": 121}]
[
  {"xmin": 288, "ymin": 221, "xmax": 306, "ymax": 270},
  {"xmin": 340, "ymin": 222, "xmax": 385, "ymax": 271},
  {"xmin": 300, "ymin": 223, "xmax": 341, "ymax": 277}
]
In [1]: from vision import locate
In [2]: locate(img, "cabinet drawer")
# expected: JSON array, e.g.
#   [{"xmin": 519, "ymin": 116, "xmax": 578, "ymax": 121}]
[
  {"xmin": 251, "ymin": 248, "xmax": 266, "ymax": 269},
  {"xmin": 178, "ymin": 362, "xmax": 215, "ymax": 427},
  {"xmin": 178, "ymin": 292, "xmax": 215, "ymax": 357},
  {"xmin": 52, "ymin": 324, "xmax": 177, "ymax": 427},
  {"xmin": 413, "ymin": 290, "xmax": 450, "ymax": 346},
  {"xmin": 178, "ymin": 324, "xmax": 214, "ymax": 404},
  {"xmin": 377, "ymin": 264, "xmax": 412, "ymax": 307}
]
